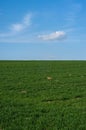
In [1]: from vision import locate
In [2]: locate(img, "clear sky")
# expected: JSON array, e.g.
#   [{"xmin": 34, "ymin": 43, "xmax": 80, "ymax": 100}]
[{"xmin": 0, "ymin": 0, "xmax": 86, "ymax": 60}]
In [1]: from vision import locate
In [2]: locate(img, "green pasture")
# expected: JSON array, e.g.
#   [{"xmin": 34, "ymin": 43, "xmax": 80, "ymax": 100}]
[{"xmin": 0, "ymin": 61, "xmax": 86, "ymax": 130}]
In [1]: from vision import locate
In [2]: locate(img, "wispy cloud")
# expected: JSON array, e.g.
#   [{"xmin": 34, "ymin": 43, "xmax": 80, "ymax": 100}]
[
  {"xmin": 38, "ymin": 31, "xmax": 66, "ymax": 41},
  {"xmin": 11, "ymin": 24, "xmax": 24, "ymax": 32},
  {"xmin": 0, "ymin": 13, "xmax": 34, "ymax": 43},
  {"xmin": 0, "ymin": 13, "xmax": 32, "ymax": 38},
  {"xmin": 10, "ymin": 13, "xmax": 32, "ymax": 32},
  {"xmin": 23, "ymin": 14, "xmax": 32, "ymax": 26}
]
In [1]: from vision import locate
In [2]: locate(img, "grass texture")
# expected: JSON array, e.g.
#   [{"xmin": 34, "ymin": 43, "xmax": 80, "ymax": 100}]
[{"xmin": 0, "ymin": 61, "xmax": 86, "ymax": 130}]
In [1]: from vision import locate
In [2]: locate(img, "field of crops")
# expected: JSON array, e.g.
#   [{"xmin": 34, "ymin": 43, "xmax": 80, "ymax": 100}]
[{"xmin": 0, "ymin": 61, "xmax": 86, "ymax": 130}]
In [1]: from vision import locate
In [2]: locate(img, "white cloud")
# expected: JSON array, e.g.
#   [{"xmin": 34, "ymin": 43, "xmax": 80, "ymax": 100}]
[
  {"xmin": 11, "ymin": 24, "xmax": 24, "ymax": 32},
  {"xmin": 0, "ymin": 13, "xmax": 67, "ymax": 43},
  {"xmin": 0, "ymin": 13, "xmax": 32, "ymax": 38},
  {"xmin": 38, "ymin": 31, "xmax": 66, "ymax": 41},
  {"xmin": 10, "ymin": 13, "xmax": 32, "ymax": 32}
]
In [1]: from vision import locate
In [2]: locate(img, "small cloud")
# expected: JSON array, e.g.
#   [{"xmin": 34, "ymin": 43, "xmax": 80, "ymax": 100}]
[
  {"xmin": 10, "ymin": 13, "xmax": 32, "ymax": 32},
  {"xmin": 11, "ymin": 24, "xmax": 24, "ymax": 32},
  {"xmin": 38, "ymin": 31, "xmax": 66, "ymax": 41},
  {"xmin": 0, "ymin": 13, "xmax": 32, "ymax": 41}
]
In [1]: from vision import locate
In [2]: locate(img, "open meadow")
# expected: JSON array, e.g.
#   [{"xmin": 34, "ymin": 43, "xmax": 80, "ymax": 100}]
[{"xmin": 0, "ymin": 61, "xmax": 86, "ymax": 130}]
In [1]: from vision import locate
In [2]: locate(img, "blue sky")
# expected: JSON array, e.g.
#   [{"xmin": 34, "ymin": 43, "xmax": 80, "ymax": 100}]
[{"xmin": 0, "ymin": 0, "xmax": 86, "ymax": 60}]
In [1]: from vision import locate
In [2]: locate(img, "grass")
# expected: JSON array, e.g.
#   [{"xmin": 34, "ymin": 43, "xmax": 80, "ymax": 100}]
[{"xmin": 0, "ymin": 61, "xmax": 86, "ymax": 130}]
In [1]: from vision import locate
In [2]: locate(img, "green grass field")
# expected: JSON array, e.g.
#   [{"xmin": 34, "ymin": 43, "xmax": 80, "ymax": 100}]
[{"xmin": 0, "ymin": 61, "xmax": 86, "ymax": 130}]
